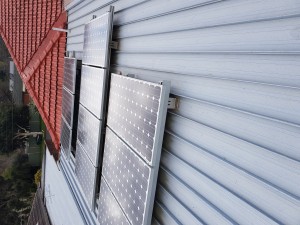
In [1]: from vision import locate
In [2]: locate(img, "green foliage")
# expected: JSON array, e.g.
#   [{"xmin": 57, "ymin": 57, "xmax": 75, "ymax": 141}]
[
  {"xmin": 0, "ymin": 153, "xmax": 37, "ymax": 225},
  {"xmin": 34, "ymin": 169, "xmax": 41, "ymax": 186},
  {"xmin": 1, "ymin": 166, "xmax": 13, "ymax": 180}
]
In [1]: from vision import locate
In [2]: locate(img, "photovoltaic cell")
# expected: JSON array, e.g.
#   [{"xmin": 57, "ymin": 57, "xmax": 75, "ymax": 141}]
[
  {"xmin": 63, "ymin": 57, "xmax": 77, "ymax": 94},
  {"xmin": 77, "ymin": 104, "xmax": 101, "ymax": 166},
  {"xmin": 75, "ymin": 141, "xmax": 97, "ymax": 208},
  {"xmin": 60, "ymin": 117, "xmax": 72, "ymax": 158},
  {"xmin": 107, "ymin": 74, "xmax": 162, "ymax": 165},
  {"xmin": 61, "ymin": 87, "xmax": 75, "ymax": 128},
  {"xmin": 101, "ymin": 128, "xmax": 151, "ymax": 225},
  {"xmin": 79, "ymin": 66, "xmax": 107, "ymax": 118},
  {"xmin": 82, "ymin": 12, "xmax": 113, "ymax": 68},
  {"xmin": 98, "ymin": 177, "xmax": 130, "ymax": 225}
]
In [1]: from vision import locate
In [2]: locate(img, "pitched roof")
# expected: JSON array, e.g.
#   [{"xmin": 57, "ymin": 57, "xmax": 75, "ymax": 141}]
[{"xmin": 0, "ymin": 0, "xmax": 67, "ymax": 149}]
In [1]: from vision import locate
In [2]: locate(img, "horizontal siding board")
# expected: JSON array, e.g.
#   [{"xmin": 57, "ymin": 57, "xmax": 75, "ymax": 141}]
[
  {"xmin": 151, "ymin": 217, "xmax": 162, "ymax": 225},
  {"xmin": 155, "ymin": 185, "xmax": 204, "ymax": 225},
  {"xmin": 160, "ymin": 150, "xmax": 279, "ymax": 225},
  {"xmin": 67, "ymin": 0, "xmax": 94, "ymax": 15},
  {"xmin": 115, "ymin": 0, "xmax": 300, "ymax": 38},
  {"xmin": 113, "ymin": 0, "xmax": 222, "ymax": 26},
  {"xmin": 67, "ymin": 0, "xmax": 147, "ymax": 33},
  {"xmin": 164, "ymin": 115, "xmax": 300, "ymax": 225},
  {"xmin": 66, "ymin": 43, "xmax": 82, "ymax": 52},
  {"xmin": 116, "ymin": 17, "xmax": 300, "ymax": 53},
  {"xmin": 152, "ymin": 202, "xmax": 183, "ymax": 225},
  {"xmin": 68, "ymin": 0, "xmax": 114, "ymax": 23},
  {"xmin": 164, "ymin": 114, "xmax": 300, "ymax": 198},
  {"xmin": 173, "ymin": 96, "xmax": 300, "ymax": 170},
  {"xmin": 158, "ymin": 168, "xmax": 235, "ymax": 225},
  {"xmin": 67, "ymin": 0, "xmax": 226, "ymax": 39},
  {"xmin": 112, "ymin": 54, "xmax": 300, "ymax": 88},
  {"xmin": 67, "ymin": 16, "xmax": 300, "ymax": 51}
]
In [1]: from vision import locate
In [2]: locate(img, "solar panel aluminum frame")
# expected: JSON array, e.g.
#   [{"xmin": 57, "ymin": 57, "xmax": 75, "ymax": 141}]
[
  {"xmin": 60, "ymin": 117, "xmax": 72, "ymax": 160},
  {"xmin": 143, "ymin": 80, "xmax": 170, "ymax": 225},
  {"xmin": 63, "ymin": 57, "xmax": 77, "ymax": 94},
  {"xmin": 61, "ymin": 87, "xmax": 75, "ymax": 129},
  {"xmin": 107, "ymin": 74, "xmax": 171, "ymax": 167},
  {"xmin": 131, "ymin": 79, "xmax": 170, "ymax": 225},
  {"xmin": 82, "ymin": 6, "xmax": 114, "ymax": 69},
  {"xmin": 102, "ymin": 74, "xmax": 171, "ymax": 225}
]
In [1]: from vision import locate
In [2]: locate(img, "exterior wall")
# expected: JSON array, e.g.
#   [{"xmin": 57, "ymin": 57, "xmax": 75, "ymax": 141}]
[
  {"xmin": 66, "ymin": 1, "xmax": 300, "ymax": 224},
  {"xmin": 44, "ymin": 148, "xmax": 86, "ymax": 225}
]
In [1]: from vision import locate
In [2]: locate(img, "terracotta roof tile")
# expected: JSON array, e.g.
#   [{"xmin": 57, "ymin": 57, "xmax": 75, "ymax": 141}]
[{"xmin": 0, "ymin": 0, "xmax": 66, "ymax": 150}]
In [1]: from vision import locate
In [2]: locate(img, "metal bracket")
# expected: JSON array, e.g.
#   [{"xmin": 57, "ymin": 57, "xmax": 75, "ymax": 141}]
[
  {"xmin": 52, "ymin": 27, "xmax": 69, "ymax": 33},
  {"xmin": 110, "ymin": 41, "xmax": 119, "ymax": 50},
  {"xmin": 167, "ymin": 97, "xmax": 178, "ymax": 109}
]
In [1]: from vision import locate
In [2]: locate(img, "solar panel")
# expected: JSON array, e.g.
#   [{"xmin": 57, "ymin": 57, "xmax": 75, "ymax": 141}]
[
  {"xmin": 61, "ymin": 87, "xmax": 75, "ymax": 128},
  {"xmin": 75, "ymin": 141, "xmax": 97, "ymax": 208},
  {"xmin": 82, "ymin": 11, "xmax": 113, "ymax": 68},
  {"xmin": 101, "ymin": 128, "xmax": 151, "ymax": 225},
  {"xmin": 60, "ymin": 117, "xmax": 72, "ymax": 158},
  {"xmin": 107, "ymin": 74, "xmax": 163, "ymax": 166},
  {"xmin": 98, "ymin": 177, "xmax": 130, "ymax": 225},
  {"xmin": 77, "ymin": 104, "xmax": 101, "ymax": 166},
  {"xmin": 63, "ymin": 57, "xmax": 77, "ymax": 94},
  {"xmin": 98, "ymin": 74, "xmax": 170, "ymax": 225},
  {"xmin": 79, "ymin": 66, "xmax": 107, "ymax": 119}
]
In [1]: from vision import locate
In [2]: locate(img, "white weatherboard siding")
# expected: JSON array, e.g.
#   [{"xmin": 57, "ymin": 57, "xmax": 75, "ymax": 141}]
[
  {"xmin": 66, "ymin": 0, "xmax": 300, "ymax": 224},
  {"xmin": 44, "ymin": 149, "xmax": 85, "ymax": 225}
]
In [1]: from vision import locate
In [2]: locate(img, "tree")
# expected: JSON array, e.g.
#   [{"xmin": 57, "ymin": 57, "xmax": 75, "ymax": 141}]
[
  {"xmin": 0, "ymin": 104, "xmax": 30, "ymax": 153},
  {"xmin": 14, "ymin": 126, "xmax": 43, "ymax": 142},
  {"xmin": 0, "ymin": 153, "xmax": 37, "ymax": 225},
  {"xmin": 0, "ymin": 70, "xmax": 6, "ymax": 81}
]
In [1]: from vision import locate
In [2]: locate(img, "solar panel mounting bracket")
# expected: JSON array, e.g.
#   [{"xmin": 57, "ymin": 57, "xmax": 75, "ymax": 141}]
[
  {"xmin": 52, "ymin": 27, "xmax": 69, "ymax": 33},
  {"xmin": 110, "ymin": 41, "xmax": 119, "ymax": 49},
  {"xmin": 167, "ymin": 97, "xmax": 178, "ymax": 109}
]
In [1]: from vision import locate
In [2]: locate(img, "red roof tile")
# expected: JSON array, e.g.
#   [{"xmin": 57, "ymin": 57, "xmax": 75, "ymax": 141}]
[{"xmin": 0, "ymin": 0, "xmax": 66, "ymax": 150}]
